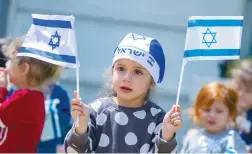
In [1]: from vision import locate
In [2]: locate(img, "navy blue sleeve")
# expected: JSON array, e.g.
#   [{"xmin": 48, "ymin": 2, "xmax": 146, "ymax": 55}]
[
  {"xmin": 241, "ymin": 131, "xmax": 252, "ymax": 145},
  {"xmin": 240, "ymin": 111, "xmax": 252, "ymax": 145},
  {"xmin": 54, "ymin": 85, "xmax": 72, "ymax": 144}
]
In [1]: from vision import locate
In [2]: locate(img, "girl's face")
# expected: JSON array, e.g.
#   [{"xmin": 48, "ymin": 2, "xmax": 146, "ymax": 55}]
[
  {"xmin": 112, "ymin": 59, "xmax": 154, "ymax": 107},
  {"xmin": 199, "ymin": 101, "xmax": 230, "ymax": 134},
  {"xmin": 6, "ymin": 58, "xmax": 28, "ymax": 88}
]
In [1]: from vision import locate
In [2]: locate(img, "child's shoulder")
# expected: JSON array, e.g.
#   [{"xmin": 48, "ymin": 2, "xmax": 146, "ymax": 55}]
[
  {"xmin": 185, "ymin": 128, "xmax": 201, "ymax": 138},
  {"xmin": 8, "ymin": 89, "xmax": 44, "ymax": 105},
  {"xmin": 53, "ymin": 84, "xmax": 67, "ymax": 93},
  {"xmin": 13, "ymin": 89, "xmax": 43, "ymax": 97},
  {"xmin": 145, "ymin": 101, "xmax": 167, "ymax": 118},
  {"xmin": 227, "ymin": 129, "xmax": 247, "ymax": 153},
  {"xmin": 147, "ymin": 101, "xmax": 165, "ymax": 112}
]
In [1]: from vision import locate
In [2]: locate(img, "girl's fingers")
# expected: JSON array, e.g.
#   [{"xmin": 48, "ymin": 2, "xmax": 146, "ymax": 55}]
[
  {"xmin": 170, "ymin": 115, "xmax": 182, "ymax": 124},
  {"xmin": 71, "ymin": 99, "xmax": 82, "ymax": 106},
  {"xmin": 175, "ymin": 105, "xmax": 181, "ymax": 112},
  {"xmin": 71, "ymin": 105, "xmax": 84, "ymax": 112},
  {"xmin": 71, "ymin": 103, "xmax": 89, "ymax": 117},
  {"xmin": 170, "ymin": 112, "xmax": 181, "ymax": 119},
  {"xmin": 74, "ymin": 91, "xmax": 81, "ymax": 100},
  {"xmin": 72, "ymin": 110, "xmax": 82, "ymax": 117},
  {"xmin": 74, "ymin": 91, "xmax": 78, "ymax": 100},
  {"xmin": 173, "ymin": 120, "xmax": 182, "ymax": 127}
]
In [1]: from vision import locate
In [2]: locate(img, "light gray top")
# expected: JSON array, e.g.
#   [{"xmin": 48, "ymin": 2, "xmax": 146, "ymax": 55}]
[{"xmin": 180, "ymin": 128, "xmax": 247, "ymax": 153}]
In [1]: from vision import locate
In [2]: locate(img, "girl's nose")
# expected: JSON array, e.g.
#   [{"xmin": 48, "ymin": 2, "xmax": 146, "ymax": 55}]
[
  {"xmin": 123, "ymin": 71, "xmax": 132, "ymax": 83},
  {"xmin": 209, "ymin": 110, "xmax": 215, "ymax": 117}
]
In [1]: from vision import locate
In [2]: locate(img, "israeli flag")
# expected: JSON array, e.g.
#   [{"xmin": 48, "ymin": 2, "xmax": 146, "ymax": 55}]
[
  {"xmin": 17, "ymin": 14, "xmax": 77, "ymax": 68},
  {"xmin": 184, "ymin": 16, "xmax": 243, "ymax": 61}
]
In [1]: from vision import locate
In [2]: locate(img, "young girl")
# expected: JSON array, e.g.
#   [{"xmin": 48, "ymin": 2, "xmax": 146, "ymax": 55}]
[
  {"xmin": 180, "ymin": 82, "xmax": 247, "ymax": 153},
  {"xmin": 0, "ymin": 37, "xmax": 63, "ymax": 152},
  {"xmin": 64, "ymin": 33, "xmax": 182, "ymax": 153}
]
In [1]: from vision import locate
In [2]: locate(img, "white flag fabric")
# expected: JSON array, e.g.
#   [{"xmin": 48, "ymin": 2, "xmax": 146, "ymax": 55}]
[
  {"xmin": 184, "ymin": 16, "xmax": 243, "ymax": 61},
  {"xmin": 17, "ymin": 14, "xmax": 78, "ymax": 68}
]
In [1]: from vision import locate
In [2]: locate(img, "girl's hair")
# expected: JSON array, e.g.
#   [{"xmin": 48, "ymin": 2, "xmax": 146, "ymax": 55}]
[
  {"xmin": 190, "ymin": 82, "xmax": 238, "ymax": 124},
  {"xmin": 228, "ymin": 60, "xmax": 252, "ymax": 92},
  {"xmin": 98, "ymin": 66, "xmax": 156, "ymax": 102},
  {"xmin": 4, "ymin": 37, "xmax": 64, "ymax": 87}
]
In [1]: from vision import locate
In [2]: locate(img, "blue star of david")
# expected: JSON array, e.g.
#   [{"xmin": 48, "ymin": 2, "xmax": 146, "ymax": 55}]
[
  {"xmin": 202, "ymin": 28, "xmax": 217, "ymax": 48},
  {"xmin": 48, "ymin": 31, "xmax": 61, "ymax": 50},
  {"xmin": 128, "ymin": 33, "xmax": 146, "ymax": 40}
]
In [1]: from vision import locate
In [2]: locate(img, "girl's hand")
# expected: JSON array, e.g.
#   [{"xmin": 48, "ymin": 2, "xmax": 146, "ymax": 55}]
[
  {"xmin": 71, "ymin": 91, "xmax": 89, "ymax": 135},
  {"xmin": 162, "ymin": 105, "xmax": 182, "ymax": 141}
]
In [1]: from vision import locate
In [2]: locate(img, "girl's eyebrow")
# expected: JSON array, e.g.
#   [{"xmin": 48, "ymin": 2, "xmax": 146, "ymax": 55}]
[
  {"xmin": 115, "ymin": 63, "xmax": 125, "ymax": 66},
  {"xmin": 134, "ymin": 66, "xmax": 145, "ymax": 70},
  {"xmin": 116, "ymin": 63, "xmax": 145, "ymax": 70}
]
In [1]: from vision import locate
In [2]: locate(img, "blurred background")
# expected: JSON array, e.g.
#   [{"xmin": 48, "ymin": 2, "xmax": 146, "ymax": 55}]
[{"xmin": 1, "ymin": 0, "xmax": 252, "ymax": 149}]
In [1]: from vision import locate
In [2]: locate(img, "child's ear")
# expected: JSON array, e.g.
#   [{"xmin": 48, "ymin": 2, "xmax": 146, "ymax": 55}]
[
  {"xmin": 150, "ymin": 79, "xmax": 156, "ymax": 89},
  {"xmin": 20, "ymin": 63, "xmax": 30, "ymax": 76}
]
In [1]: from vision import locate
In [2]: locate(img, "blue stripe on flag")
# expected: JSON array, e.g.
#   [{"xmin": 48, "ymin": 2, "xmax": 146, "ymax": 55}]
[
  {"xmin": 18, "ymin": 47, "xmax": 76, "ymax": 64},
  {"xmin": 188, "ymin": 19, "xmax": 243, "ymax": 27},
  {"xmin": 33, "ymin": 18, "xmax": 72, "ymax": 29},
  {"xmin": 184, "ymin": 49, "xmax": 240, "ymax": 57}
]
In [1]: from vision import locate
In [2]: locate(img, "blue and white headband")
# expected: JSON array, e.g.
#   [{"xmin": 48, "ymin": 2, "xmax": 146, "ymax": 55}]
[{"xmin": 112, "ymin": 33, "xmax": 165, "ymax": 83}]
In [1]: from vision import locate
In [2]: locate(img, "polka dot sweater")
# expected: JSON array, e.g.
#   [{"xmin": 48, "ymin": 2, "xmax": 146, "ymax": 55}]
[{"xmin": 64, "ymin": 97, "xmax": 177, "ymax": 153}]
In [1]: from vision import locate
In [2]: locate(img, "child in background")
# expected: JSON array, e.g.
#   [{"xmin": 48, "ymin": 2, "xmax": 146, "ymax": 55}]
[
  {"xmin": 38, "ymin": 81, "xmax": 71, "ymax": 153},
  {"xmin": 0, "ymin": 37, "xmax": 63, "ymax": 152},
  {"xmin": 8, "ymin": 80, "xmax": 72, "ymax": 153},
  {"xmin": 180, "ymin": 82, "xmax": 246, "ymax": 153},
  {"xmin": 64, "ymin": 33, "xmax": 182, "ymax": 153},
  {"xmin": 228, "ymin": 60, "xmax": 252, "ymax": 153}
]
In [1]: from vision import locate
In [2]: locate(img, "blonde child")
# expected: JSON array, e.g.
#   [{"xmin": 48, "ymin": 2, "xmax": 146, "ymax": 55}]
[
  {"xmin": 228, "ymin": 60, "xmax": 252, "ymax": 152},
  {"xmin": 180, "ymin": 82, "xmax": 246, "ymax": 153},
  {"xmin": 0, "ymin": 37, "xmax": 63, "ymax": 152},
  {"xmin": 64, "ymin": 33, "xmax": 182, "ymax": 153}
]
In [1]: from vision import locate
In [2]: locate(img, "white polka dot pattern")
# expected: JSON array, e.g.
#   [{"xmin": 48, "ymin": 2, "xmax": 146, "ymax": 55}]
[
  {"xmin": 90, "ymin": 101, "xmax": 102, "ymax": 112},
  {"xmin": 99, "ymin": 134, "xmax": 110, "ymax": 147},
  {"xmin": 147, "ymin": 122, "xmax": 156, "ymax": 134},
  {"xmin": 97, "ymin": 113, "xmax": 107, "ymax": 126},
  {"xmin": 154, "ymin": 123, "xmax": 163, "ymax": 135},
  {"xmin": 125, "ymin": 132, "xmax": 138, "ymax": 145},
  {"xmin": 150, "ymin": 107, "xmax": 161, "ymax": 116},
  {"xmin": 140, "ymin": 143, "xmax": 150, "ymax": 153},
  {"xmin": 114, "ymin": 112, "xmax": 128, "ymax": 125},
  {"xmin": 133, "ymin": 110, "xmax": 146, "ymax": 119}
]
